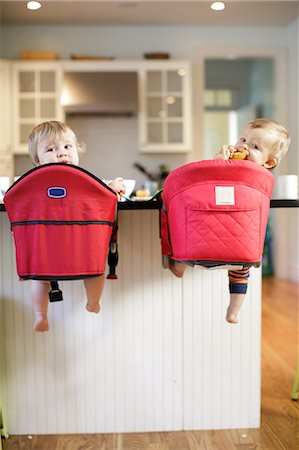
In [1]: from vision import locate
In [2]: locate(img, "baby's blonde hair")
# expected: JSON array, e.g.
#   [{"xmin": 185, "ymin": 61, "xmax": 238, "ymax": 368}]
[
  {"xmin": 247, "ymin": 118, "xmax": 290, "ymax": 165},
  {"xmin": 28, "ymin": 121, "xmax": 83, "ymax": 165}
]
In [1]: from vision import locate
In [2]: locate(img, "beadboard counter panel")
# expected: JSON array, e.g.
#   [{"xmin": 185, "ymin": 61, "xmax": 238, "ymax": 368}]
[{"xmin": 0, "ymin": 210, "xmax": 261, "ymax": 434}]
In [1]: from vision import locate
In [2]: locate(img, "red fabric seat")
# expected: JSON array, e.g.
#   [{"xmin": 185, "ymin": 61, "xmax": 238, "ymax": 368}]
[
  {"xmin": 160, "ymin": 159, "xmax": 274, "ymax": 266},
  {"xmin": 4, "ymin": 163, "xmax": 118, "ymax": 280}
]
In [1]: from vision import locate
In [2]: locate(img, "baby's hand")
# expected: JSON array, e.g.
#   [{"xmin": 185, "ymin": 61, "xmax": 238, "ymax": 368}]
[
  {"xmin": 108, "ymin": 177, "xmax": 126, "ymax": 196},
  {"xmin": 215, "ymin": 145, "xmax": 232, "ymax": 160}
]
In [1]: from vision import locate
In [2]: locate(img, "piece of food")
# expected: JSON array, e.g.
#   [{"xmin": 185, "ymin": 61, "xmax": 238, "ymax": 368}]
[
  {"xmin": 231, "ymin": 150, "xmax": 249, "ymax": 160},
  {"xmin": 135, "ymin": 188, "xmax": 150, "ymax": 197},
  {"xmin": 228, "ymin": 145, "xmax": 249, "ymax": 160}
]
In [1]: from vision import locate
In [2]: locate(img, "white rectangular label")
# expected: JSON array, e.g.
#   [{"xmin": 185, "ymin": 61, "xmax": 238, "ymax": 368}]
[{"xmin": 215, "ymin": 186, "xmax": 235, "ymax": 205}]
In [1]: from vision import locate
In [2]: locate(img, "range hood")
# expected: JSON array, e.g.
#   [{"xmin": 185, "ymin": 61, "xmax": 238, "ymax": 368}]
[
  {"xmin": 64, "ymin": 106, "xmax": 135, "ymax": 117},
  {"xmin": 62, "ymin": 71, "xmax": 138, "ymax": 117}
]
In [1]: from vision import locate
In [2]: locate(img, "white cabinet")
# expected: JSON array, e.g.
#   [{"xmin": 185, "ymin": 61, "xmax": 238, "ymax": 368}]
[
  {"xmin": 139, "ymin": 61, "xmax": 192, "ymax": 152},
  {"xmin": 12, "ymin": 62, "xmax": 64, "ymax": 154},
  {"xmin": 0, "ymin": 60, "xmax": 13, "ymax": 179},
  {"xmin": 11, "ymin": 60, "xmax": 192, "ymax": 155}
]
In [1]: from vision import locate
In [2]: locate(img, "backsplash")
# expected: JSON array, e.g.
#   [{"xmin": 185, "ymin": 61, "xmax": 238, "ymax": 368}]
[{"xmin": 14, "ymin": 116, "xmax": 187, "ymax": 190}]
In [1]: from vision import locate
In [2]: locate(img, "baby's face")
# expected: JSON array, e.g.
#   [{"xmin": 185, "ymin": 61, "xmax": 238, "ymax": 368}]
[
  {"xmin": 37, "ymin": 136, "xmax": 79, "ymax": 166},
  {"xmin": 235, "ymin": 125, "xmax": 277, "ymax": 168}
]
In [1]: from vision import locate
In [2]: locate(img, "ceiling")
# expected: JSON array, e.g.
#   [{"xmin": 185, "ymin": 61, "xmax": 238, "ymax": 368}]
[{"xmin": 0, "ymin": 0, "xmax": 298, "ymax": 27}]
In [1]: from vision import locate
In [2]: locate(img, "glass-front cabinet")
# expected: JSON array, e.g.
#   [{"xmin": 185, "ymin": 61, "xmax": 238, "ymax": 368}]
[
  {"xmin": 11, "ymin": 60, "xmax": 191, "ymax": 155},
  {"xmin": 12, "ymin": 62, "xmax": 63, "ymax": 153},
  {"xmin": 0, "ymin": 60, "xmax": 13, "ymax": 179},
  {"xmin": 139, "ymin": 61, "xmax": 192, "ymax": 152}
]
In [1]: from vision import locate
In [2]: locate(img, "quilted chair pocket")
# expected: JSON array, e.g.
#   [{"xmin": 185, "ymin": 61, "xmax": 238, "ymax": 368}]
[{"xmin": 186, "ymin": 206, "xmax": 261, "ymax": 263}]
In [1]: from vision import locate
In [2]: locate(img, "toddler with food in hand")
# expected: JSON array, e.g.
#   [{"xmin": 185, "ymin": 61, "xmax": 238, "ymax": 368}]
[
  {"xmin": 27, "ymin": 120, "xmax": 125, "ymax": 332},
  {"xmin": 169, "ymin": 118, "xmax": 290, "ymax": 324}
]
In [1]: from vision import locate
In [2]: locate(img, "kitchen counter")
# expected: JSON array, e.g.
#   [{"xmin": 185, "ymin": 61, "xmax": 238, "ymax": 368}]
[
  {"xmin": 270, "ymin": 199, "xmax": 299, "ymax": 208},
  {"xmin": 0, "ymin": 197, "xmax": 298, "ymax": 435},
  {"xmin": 1, "ymin": 198, "xmax": 299, "ymax": 212}
]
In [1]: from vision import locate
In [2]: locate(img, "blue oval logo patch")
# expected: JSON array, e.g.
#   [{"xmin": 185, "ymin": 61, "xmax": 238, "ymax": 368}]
[{"xmin": 47, "ymin": 187, "xmax": 67, "ymax": 199}]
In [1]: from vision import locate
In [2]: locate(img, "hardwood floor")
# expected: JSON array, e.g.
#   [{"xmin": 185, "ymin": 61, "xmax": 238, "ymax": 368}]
[{"xmin": 2, "ymin": 277, "xmax": 298, "ymax": 450}]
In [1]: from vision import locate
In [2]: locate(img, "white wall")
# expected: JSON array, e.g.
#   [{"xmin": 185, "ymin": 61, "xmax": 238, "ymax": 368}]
[
  {"xmin": 67, "ymin": 116, "xmax": 187, "ymax": 187},
  {"xmin": 273, "ymin": 16, "xmax": 299, "ymax": 283},
  {"xmin": 286, "ymin": 16, "xmax": 299, "ymax": 282},
  {"xmin": 0, "ymin": 25, "xmax": 290, "ymax": 60}
]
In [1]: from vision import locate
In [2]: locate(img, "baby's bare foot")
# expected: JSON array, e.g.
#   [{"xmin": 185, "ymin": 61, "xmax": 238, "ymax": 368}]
[
  {"xmin": 34, "ymin": 313, "xmax": 49, "ymax": 332},
  {"xmin": 86, "ymin": 303, "xmax": 100, "ymax": 314},
  {"xmin": 226, "ymin": 309, "xmax": 239, "ymax": 324},
  {"xmin": 168, "ymin": 258, "xmax": 186, "ymax": 278}
]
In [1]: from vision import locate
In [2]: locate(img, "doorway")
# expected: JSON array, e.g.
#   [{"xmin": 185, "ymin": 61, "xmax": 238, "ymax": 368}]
[
  {"xmin": 203, "ymin": 57, "xmax": 273, "ymax": 159},
  {"xmin": 197, "ymin": 47, "xmax": 287, "ymax": 162}
]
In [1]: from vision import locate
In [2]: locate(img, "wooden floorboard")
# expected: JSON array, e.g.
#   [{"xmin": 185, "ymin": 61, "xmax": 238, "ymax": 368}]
[{"xmin": 2, "ymin": 277, "xmax": 298, "ymax": 450}]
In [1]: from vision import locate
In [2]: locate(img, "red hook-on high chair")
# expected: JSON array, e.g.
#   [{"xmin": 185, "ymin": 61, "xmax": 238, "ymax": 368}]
[
  {"xmin": 4, "ymin": 163, "xmax": 118, "ymax": 302},
  {"xmin": 160, "ymin": 159, "xmax": 274, "ymax": 268}
]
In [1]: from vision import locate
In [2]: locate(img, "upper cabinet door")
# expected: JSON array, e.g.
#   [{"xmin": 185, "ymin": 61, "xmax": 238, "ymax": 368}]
[
  {"xmin": 0, "ymin": 60, "xmax": 13, "ymax": 178},
  {"xmin": 139, "ymin": 61, "xmax": 192, "ymax": 153},
  {"xmin": 12, "ymin": 62, "xmax": 64, "ymax": 154},
  {"xmin": 11, "ymin": 60, "xmax": 192, "ymax": 155}
]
